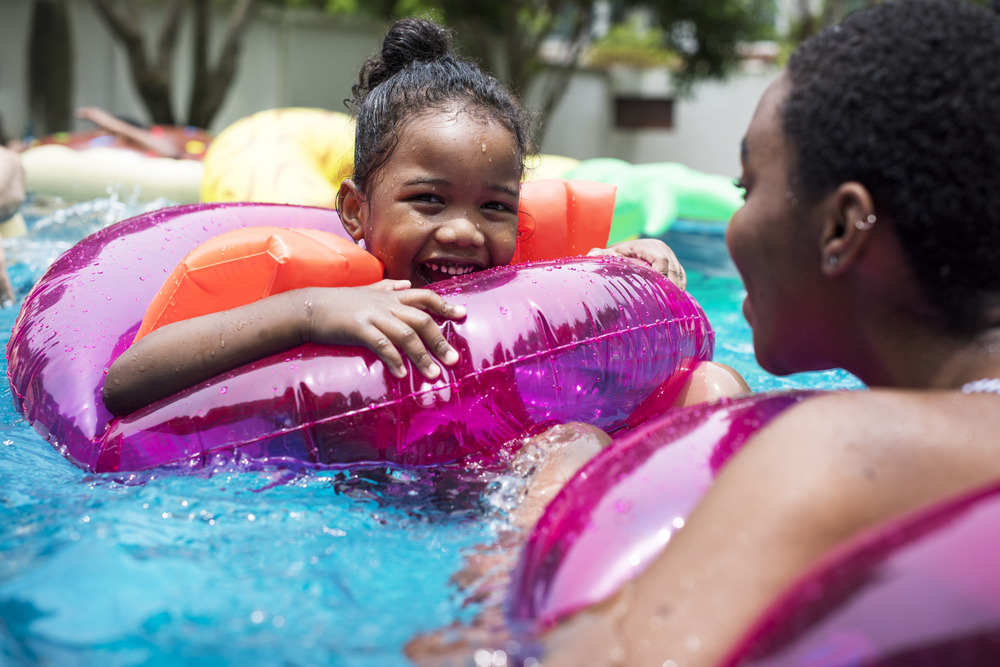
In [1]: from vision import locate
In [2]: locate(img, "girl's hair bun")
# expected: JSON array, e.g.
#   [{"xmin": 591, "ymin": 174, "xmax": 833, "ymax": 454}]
[
  {"xmin": 347, "ymin": 16, "xmax": 532, "ymax": 200},
  {"xmin": 353, "ymin": 19, "xmax": 454, "ymax": 104}
]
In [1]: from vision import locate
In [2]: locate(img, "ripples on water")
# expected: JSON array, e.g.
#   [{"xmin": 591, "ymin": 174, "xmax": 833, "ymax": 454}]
[{"xmin": 0, "ymin": 201, "xmax": 862, "ymax": 665}]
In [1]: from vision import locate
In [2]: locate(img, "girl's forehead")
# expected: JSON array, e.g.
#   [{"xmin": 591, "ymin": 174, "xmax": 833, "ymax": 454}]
[
  {"xmin": 387, "ymin": 109, "xmax": 520, "ymax": 176},
  {"xmin": 400, "ymin": 107, "xmax": 514, "ymax": 145}
]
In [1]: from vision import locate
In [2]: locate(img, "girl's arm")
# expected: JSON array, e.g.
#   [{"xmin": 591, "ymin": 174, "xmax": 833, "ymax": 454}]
[{"xmin": 103, "ymin": 280, "xmax": 466, "ymax": 415}]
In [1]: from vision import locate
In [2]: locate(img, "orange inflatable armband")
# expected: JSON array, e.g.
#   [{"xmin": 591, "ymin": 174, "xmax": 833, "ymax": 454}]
[
  {"xmin": 514, "ymin": 179, "xmax": 616, "ymax": 263},
  {"xmin": 134, "ymin": 227, "xmax": 383, "ymax": 342}
]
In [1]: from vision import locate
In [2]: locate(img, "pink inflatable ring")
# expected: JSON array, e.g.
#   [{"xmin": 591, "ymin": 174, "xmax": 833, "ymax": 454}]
[{"xmin": 7, "ymin": 203, "xmax": 714, "ymax": 472}]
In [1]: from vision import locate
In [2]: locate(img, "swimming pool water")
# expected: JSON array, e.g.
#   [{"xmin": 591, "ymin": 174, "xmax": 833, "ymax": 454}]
[{"xmin": 0, "ymin": 203, "xmax": 863, "ymax": 666}]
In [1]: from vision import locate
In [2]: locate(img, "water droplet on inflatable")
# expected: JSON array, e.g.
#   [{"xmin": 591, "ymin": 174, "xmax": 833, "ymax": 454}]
[
  {"xmin": 500, "ymin": 307, "xmax": 508, "ymax": 315},
  {"xmin": 220, "ymin": 386, "xmax": 228, "ymax": 394}
]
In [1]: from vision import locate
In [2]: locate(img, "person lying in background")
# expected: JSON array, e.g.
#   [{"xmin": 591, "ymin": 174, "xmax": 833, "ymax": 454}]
[
  {"xmin": 75, "ymin": 106, "xmax": 187, "ymax": 159},
  {"xmin": 0, "ymin": 146, "xmax": 23, "ymax": 304}
]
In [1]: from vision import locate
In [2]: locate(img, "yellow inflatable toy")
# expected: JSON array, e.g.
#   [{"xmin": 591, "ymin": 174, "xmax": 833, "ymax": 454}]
[
  {"xmin": 523, "ymin": 154, "xmax": 581, "ymax": 182},
  {"xmin": 201, "ymin": 108, "xmax": 355, "ymax": 208}
]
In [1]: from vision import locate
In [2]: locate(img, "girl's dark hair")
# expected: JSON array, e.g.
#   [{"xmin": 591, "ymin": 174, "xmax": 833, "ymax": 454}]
[
  {"xmin": 783, "ymin": 0, "xmax": 1000, "ymax": 335},
  {"xmin": 348, "ymin": 18, "xmax": 532, "ymax": 198}
]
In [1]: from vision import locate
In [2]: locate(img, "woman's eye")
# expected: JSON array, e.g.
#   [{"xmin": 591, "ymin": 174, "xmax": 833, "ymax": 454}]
[{"xmin": 734, "ymin": 178, "xmax": 748, "ymax": 201}]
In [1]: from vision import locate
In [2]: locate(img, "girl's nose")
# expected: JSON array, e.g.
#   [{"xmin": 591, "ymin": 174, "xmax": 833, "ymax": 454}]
[{"xmin": 435, "ymin": 213, "xmax": 485, "ymax": 247}]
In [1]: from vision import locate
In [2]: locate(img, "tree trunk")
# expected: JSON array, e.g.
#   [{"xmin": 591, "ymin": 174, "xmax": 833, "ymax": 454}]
[
  {"xmin": 90, "ymin": 0, "xmax": 181, "ymax": 125},
  {"xmin": 28, "ymin": 0, "xmax": 73, "ymax": 135},
  {"xmin": 186, "ymin": 0, "xmax": 258, "ymax": 129}
]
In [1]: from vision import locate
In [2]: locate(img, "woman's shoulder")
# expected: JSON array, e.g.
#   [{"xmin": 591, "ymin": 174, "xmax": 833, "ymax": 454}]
[
  {"xmin": 739, "ymin": 388, "xmax": 1000, "ymax": 518},
  {"xmin": 775, "ymin": 387, "xmax": 1000, "ymax": 441}
]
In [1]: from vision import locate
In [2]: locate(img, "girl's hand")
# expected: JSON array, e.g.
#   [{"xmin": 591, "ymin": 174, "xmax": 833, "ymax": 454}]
[
  {"xmin": 304, "ymin": 280, "xmax": 467, "ymax": 381},
  {"xmin": 588, "ymin": 239, "xmax": 687, "ymax": 290}
]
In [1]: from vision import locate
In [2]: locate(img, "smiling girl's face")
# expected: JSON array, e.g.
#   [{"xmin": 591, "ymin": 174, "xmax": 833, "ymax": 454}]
[{"xmin": 339, "ymin": 107, "xmax": 521, "ymax": 285}]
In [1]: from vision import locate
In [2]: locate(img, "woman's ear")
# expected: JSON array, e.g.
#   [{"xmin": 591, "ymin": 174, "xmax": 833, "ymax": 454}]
[
  {"xmin": 818, "ymin": 181, "xmax": 877, "ymax": 277},
  {"xmin": 337, "ymin": 179, "xmax": 366, "ymax": 243}
]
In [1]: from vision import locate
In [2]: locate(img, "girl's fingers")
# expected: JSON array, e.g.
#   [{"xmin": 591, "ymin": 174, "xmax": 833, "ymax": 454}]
[
  {"xmin": 398, "ymin": 289, "xmax": 467, "ymax": 320},
  {"xmin": 370, "ymin": 279, "xmax": 411, "ymax": 292},
  {"xmin": 359, "ymin": 325, "xmax": 408, "ymax": 379},
  {"xmin": 372, "ymin": 314, "xmax": 444, "ymax": 380},
  {"xmin": 393, "ymin": 305, "xmax": 460, "ymax": 367},
  {"xmin": 651, "ymin": 253, "xmax": 686, "ymax": 290}
]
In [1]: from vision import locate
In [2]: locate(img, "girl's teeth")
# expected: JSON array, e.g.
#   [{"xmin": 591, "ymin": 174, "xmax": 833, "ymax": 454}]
[{"xmin": 425, "ymin": 263, "xmax": 475, "ymax": 276}]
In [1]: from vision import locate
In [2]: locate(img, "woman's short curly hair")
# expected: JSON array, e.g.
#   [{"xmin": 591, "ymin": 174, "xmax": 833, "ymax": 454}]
[{"xmin": 784, "ymin": 0, "xmax": 1000, "ymax": 334}]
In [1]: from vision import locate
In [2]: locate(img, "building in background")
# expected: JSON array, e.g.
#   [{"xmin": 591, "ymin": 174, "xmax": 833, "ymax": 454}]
[{"xmin": 0, "ymin": 0, "xmax": 781, "ymax": 178}]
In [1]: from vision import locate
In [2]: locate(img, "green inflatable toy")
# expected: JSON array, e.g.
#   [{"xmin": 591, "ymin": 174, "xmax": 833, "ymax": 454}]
[{"xmin": 561, "ymin": 158, "xmax": 744, "ymax": 244}]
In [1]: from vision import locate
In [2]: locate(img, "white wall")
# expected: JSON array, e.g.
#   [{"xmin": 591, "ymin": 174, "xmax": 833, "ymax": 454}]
[{"xmin": 538, "ymin": 67, "xmax": 780, "ymax": 178}]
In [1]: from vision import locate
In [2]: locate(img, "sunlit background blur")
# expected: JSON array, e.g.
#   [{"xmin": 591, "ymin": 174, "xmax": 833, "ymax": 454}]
[{"xmin": 0, "ymin": 0, "xmax": 935, "ymax": 178}]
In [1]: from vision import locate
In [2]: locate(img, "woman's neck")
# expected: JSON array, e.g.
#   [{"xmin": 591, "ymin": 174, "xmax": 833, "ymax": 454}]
[{"xmin": 851, "ymin": 319, "xmax": 1000, "ymax": 390}]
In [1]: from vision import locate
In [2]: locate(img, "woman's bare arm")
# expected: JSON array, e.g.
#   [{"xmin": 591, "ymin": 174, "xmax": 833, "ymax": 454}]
[
  {"xmin": 539, "ymin": 390, "xmax": 1000, "ymax": 667},
  {"xmin": 103, "ymin": 282, "xmax": 466, "ymax": 415}
]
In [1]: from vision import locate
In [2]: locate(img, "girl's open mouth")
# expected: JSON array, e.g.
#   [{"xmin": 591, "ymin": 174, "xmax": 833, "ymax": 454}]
[{"xmin": 418, "ymin": 262, "xmax": 483, "ymax": 284}]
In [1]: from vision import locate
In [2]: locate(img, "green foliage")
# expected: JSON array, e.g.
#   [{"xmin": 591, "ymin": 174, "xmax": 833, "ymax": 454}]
[
  {"xmin": 586, "ymin": 21, "xmax": 682, "ymax": 69},
  {"xmin": 259, "ymin": 0, "xmax": 781, "ymax": 132},
  {"xmin": 646, "ymin": 0, "xmax": 776, "ymax": 89}
]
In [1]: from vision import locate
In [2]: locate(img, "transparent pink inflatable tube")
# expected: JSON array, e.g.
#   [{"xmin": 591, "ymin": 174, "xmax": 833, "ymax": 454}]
[
  {"xmin": 509, "ymin": 392, "xmax": 819, "ymax": 629},
  {"xmin": 7, "ymin": 203, "xmax": 714, "ymax": 472},
  {"xmin": 722, "ymin": 480, "xmax": 1000, "ymax": 666}
]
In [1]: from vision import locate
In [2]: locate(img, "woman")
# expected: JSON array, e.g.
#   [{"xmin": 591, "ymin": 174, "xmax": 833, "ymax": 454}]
[{"xmin": 409, "ymin": 1, "xmax": 1000, "ymax": 665}]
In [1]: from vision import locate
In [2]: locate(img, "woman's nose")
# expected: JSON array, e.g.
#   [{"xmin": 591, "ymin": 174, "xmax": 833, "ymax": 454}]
[{"xmin": 435, "ymin": 213, "xmax": 486, "ymax": 247}]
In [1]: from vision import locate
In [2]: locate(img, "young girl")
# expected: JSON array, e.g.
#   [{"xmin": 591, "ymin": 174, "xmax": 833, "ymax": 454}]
[{"xmin": 103, "ymin": 19, "xmax": 725, "ymax": 416}]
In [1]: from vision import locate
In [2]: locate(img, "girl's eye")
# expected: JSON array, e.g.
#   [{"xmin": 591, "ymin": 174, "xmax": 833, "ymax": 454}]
[
  {"xmin": 483, "ymin": 201, "xmax": 516, "ymax": 214},
  {"xmin": 410, "ymin": 193, "xmax": 444, "ymax": 204}
]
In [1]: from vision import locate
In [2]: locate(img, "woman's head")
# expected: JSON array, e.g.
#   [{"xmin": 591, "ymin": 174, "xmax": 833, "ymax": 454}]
[
  {"xmin": 338, "ymin": 18, "xmax": 532, "ymax": 284},
  {"xmin": 729, "ymin": 0, "xmax": 1000, "ymax": 377},
  {"xmin": 782, "ymin": 0, "xmax": 1000, "ymax": 334}
]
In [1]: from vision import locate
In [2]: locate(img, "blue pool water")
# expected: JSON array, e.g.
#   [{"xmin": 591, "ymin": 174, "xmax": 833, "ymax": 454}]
[{"xmin": 0, "ymin": 202, "xmax": 863, "ymax": 666}]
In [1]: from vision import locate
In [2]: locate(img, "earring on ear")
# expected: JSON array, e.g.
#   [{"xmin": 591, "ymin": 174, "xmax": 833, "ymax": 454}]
[
  {"xmin": 828, "ymin": 255, "xmax": 839, "ymax": 266},
  {"xmin": 854, "ymin": 214, "xmax": 877, "ymax": 230}
]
